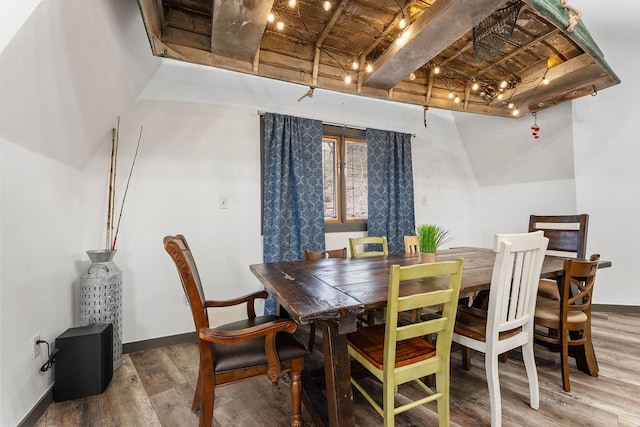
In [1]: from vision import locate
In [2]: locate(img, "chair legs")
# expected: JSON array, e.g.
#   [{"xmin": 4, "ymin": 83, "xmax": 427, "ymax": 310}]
[
  {"xmin": 561, "ymin": 327, "xmax": 571, "ymax": 392},
  {"xmin": 199, "ymin": 383, "xmax": 215, "ymax": 427},
  {"xmin": 522, "ymin": 341, "xmax": 540, "ymax": 410},
  {"xmin": 485, "ymin": 354, "xmax": 502, "ymax": 427},
  {"xmin": 193, "ymin": 360, "xmax": 304, "ymax": 427},
  {"xmin": 192, "ymin": 370, "xmax": 202, "ymax": 410},
  {"xmin": 435, "ymin": 371, "xmax": 450, "ymax": 427},
  {"xmin": 573, "ymin": 324, "xmax": 599, "ymax": 377},
  {"xmin": 461, "ymin": 347, "xmax": 472, "ymax": 371}
]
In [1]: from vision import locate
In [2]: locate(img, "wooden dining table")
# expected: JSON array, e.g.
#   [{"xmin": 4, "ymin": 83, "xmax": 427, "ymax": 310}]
[{"xmin": 250, "ymin": 247, "xmax": 610, "ymax": 427}]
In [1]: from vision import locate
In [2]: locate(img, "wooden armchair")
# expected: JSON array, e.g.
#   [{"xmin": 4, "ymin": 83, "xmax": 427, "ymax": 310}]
[
  {"xmin": 163, "ymin": 235, "xmax": 307, "ymax": 427},
  {"xmin": 529, "ymin": 214, "xmax": 589, "ymax": 300},
  {"xmin": 534, "ymin": 254, "xmax": 601, "ymax": 392}
]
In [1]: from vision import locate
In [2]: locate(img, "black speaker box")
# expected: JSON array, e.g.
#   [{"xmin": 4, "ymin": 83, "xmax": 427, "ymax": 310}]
[{"xmin": 54, "ymin": 323, "xmax": 113, "ymax": 402}]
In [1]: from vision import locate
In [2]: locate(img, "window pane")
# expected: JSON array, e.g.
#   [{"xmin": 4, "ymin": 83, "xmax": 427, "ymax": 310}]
[
  {"xmin": 322, "ymin": 137, "xmax": 339, "ymax": 221},
  {"xmin": 344, "ymin": 139, "xmax": 367, "ymax": 220}
]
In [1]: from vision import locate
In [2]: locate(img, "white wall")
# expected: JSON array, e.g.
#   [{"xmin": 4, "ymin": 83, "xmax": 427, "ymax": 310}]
[
  {"xmin": 454, "ymin": 101, "xmax": 579, "ymax": 247},
  {"xmin": 571, "ymin": 0, "xmax": 640, "ymax": 305},
  {"xmin": 0, "ymin": 140, "xmax": 83, "ymax": 425},
  {"xmin": 0, "ymin": 0, "xmax": 159, "ymax": 424}
]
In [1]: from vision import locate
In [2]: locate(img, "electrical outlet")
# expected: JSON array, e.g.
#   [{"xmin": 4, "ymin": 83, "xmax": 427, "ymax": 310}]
[
  {"xmin": 33, "ymin": 334, "xmax": 41, "ymax": 358},
  {"xmin": 219, "ymin": 196, "xmax": 228, "ymax": 209}
]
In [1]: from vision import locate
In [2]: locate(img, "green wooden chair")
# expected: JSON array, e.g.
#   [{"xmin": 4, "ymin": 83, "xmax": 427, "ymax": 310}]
[
  {"xmin": 349, "ymin": 236, "xmax": 389, "ymax": 258},
  {"xmin": 346, "ymin": 259, "xmax": 464, "ymax": 427}
]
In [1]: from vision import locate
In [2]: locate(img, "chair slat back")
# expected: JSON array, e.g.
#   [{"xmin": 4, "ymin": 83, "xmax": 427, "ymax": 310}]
[
  {"xmin": 386, "ymin": 259, "xmax": 464, "ymax": 360},
  {"xmin": 528, "ymin": 214, "xmax": 588, "ymax": 258},
  {"xmin": 404, "ymin": 235, "xmax": 419, "ymax": 254},
  {"xmin": 563, "ymin": 254, "xmax": 600, "ymax": 315},
  {"xmin": 487, "ymin": 231, "xmax": 549, "ymax": 336},
  {"xmin": 164, "ymin": 235, "xmax": 209, "ymax": 331},
  {"xmin": 349, "ymin": 236, "xmax": 389, "ymax": 258},
  {"xmin": 304, "ymin": 247, "xmax": 347, "ymax": 260}
]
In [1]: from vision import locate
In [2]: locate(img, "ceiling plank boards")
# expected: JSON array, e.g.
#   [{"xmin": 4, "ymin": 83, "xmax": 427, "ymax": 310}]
[
  {"xmin": 365, "ymin": 0, "xmax": 510, "ymax": 89},
  {"xmin": 135, "ymin": 0, "xmax": 620, "ymax": 119}
]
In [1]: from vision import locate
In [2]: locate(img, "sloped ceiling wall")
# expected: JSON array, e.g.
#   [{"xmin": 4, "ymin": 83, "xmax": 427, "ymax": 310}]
[
  {"xmin": 454, "ymin": 101, "xmax": 575, "ymax": 187},
  {"xmin": 0, "ymin": 0, "xmax": 160, "ymax": 169}
]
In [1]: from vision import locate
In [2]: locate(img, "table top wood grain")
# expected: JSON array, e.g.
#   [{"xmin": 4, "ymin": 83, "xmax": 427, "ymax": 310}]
[{"xmin": 250, "ymin": 247, "xmax": 595, "ymax": 325}]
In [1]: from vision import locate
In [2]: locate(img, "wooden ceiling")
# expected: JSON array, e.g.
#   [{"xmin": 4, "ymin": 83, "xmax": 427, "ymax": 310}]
[{"xmin": 136, "ymin": 0, "xmax": 620, "ymax": 118}]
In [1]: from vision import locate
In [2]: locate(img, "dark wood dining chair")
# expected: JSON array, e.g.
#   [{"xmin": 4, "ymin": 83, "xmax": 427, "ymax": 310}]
[
  {"xmin": 303, "ymin": 247, "xmax": 347, "ymax": 350},
  {"xmin": 304, "ymin": 247, "xmax": 347, "ymax": 261},
  {"xmin": 534, "ymin": 254, "xmax": 600, "ymax": 392},
  {"xmin": 163, "ymin": 235, "xmax": 307, "ymax": 427},
  {"xmin": 529, "ymin": 214, "xmax": 589, "ymax": 300}
]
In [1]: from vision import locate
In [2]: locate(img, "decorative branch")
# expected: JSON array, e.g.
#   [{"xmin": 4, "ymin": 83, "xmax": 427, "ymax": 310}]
[
  {"xmin": 111, "ymin": 124, "xmax": 143, "ymax": 251},
  {"xmin": 106, "ymin": 117, "xmax": 120, "ymax": 250}
]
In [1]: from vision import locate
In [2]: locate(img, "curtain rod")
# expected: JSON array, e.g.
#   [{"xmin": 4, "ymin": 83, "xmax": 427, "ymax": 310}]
[{"xmin": 257, "ymin": 110, "xmax": 416, "ymax": 137}]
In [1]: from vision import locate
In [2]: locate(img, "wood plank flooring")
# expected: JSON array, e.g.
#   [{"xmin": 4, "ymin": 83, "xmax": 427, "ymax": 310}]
[{"xmin": 35, "ymin": 312, "xmax": 640, "ymax": 426}]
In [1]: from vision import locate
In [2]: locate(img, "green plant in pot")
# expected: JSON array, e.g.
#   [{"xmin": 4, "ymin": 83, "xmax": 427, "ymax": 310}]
[{"xmin": 415, "ymin": 224, "xmax": 454, "ymax": 262}]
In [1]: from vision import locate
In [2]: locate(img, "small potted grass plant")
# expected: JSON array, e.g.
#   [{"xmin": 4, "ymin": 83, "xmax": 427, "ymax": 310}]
[{"xmin": 415, "ymin": 224, "xmax": 454, "ymax": 263}]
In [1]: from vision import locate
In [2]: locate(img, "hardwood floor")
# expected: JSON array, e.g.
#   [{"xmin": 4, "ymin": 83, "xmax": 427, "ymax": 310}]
[{"xmin": 35, "ymin": 312, "xmax": 640, "ymax": 426}]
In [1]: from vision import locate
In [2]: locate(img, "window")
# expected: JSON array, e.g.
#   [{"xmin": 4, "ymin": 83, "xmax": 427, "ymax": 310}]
[{"xmin": 323, "ymin": 125, "xmax": 367, "ymax": 232}]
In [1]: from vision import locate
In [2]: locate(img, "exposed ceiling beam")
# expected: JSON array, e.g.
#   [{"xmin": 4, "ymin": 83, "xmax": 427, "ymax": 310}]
[
  {"xmin": 365, "ymin": 0, "xmax": 510, "ymax": 89},
  {"xmin": 211, "ymin": 0, "xmax": 274, "ymax": 61}
]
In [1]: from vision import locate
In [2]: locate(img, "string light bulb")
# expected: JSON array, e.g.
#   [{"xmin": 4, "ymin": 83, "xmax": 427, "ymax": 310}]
[
  {"xmin": 409, "ymin": 72, "xmax": 416, "ymax": 81},
  {"xmin": 500, "ymin": 80, "xmax": 508, "ymax": 89},
  {"xmin": 267, "ymin": 13, "xmax": 274, "ymax": 23},
  {"xmin": 323, "ymin": 1, "xmax": 332, "ymax": 11},
  {"xmin": 433, "ymin": 65, "xmax": 441, "ymax": 75},
  {"xmin": 454, "ymin": 95, "xmax": 461, "ymax": 103},
  {"xmin": 288, "ymin": 0, "xmax": 296, "ymax": 7},
  {"xmin": 399, "ymin": 17, "xmax": 407, "ymax": 29},
  {"xmin": 512, "ymin": 108, "xmax": 520, "ymax": 116},
  {"xmin": 396, "ymin": 29, "xmax": 409, "ymax": 46},
  {"xmin": 541, "ymin": 68, "xmax": 550, "ymax": 85},
  {"xmin": 365, "ymin": 63, "xmax": 373, "ymax": 73},
  {"xmin": 448, "ymin": 92, "xmax": 454, "ymax": 99},
  {"xmin": 351, "ymin": 60, "xmax": 359, "ymax": 70},
  {"xmin": 472, "ymin": 82, "xmax": 479, "ymax": 91},
  {"xmin": 344, "ymin": 74, "xmax": 352, "ymax": 84},
  {"xmin": 276, "ymin": 21, "xmax": 284, "ymax": 31}
]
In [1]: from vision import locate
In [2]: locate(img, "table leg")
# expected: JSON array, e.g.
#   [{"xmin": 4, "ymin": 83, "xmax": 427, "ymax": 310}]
[{"xmin": 317, "ymin": 318, "xmax": 356, "ymax": 427}]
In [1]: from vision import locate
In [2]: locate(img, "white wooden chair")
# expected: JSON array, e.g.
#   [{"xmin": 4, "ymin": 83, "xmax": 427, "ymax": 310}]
[{"xmin": 452, "ymin": 231, "xmax": 549, "ymax": 427}]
